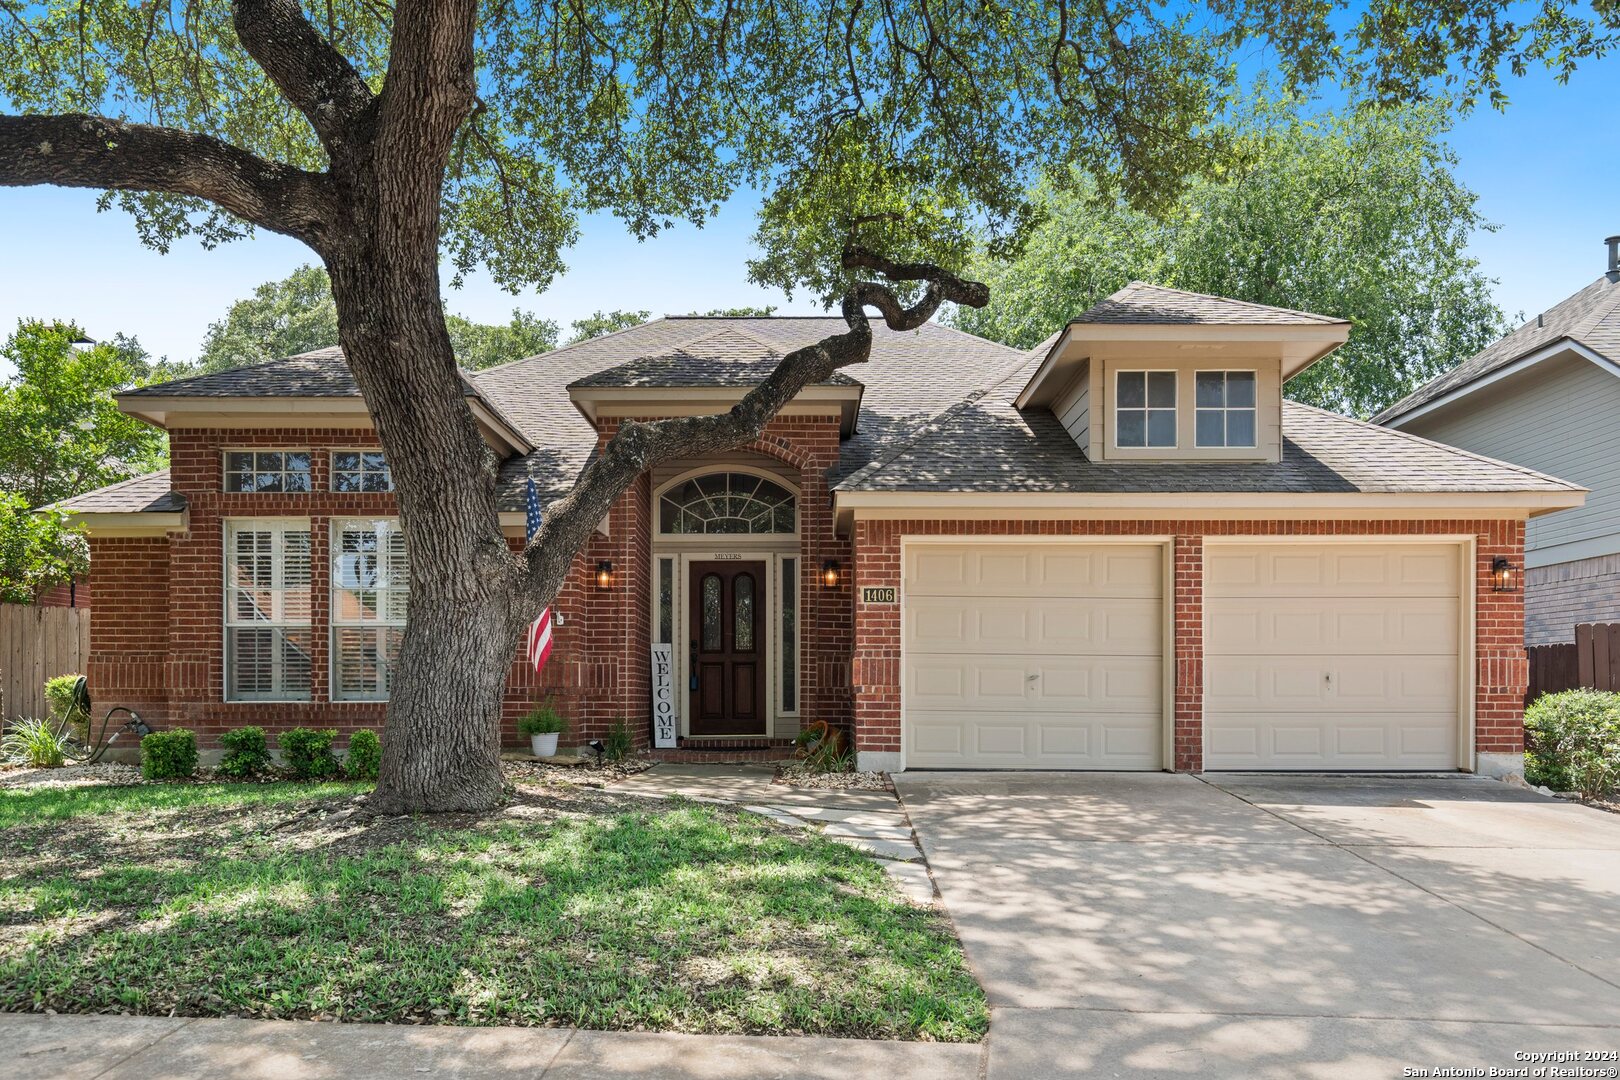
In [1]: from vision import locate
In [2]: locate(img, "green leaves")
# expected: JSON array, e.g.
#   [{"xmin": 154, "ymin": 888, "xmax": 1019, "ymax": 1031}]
[
  {"xmin": 0, "ymin": 496, "xmax": 87, "ymax": 604},
  {"xmin": 951, "ymin": 95, "xmax": 1510, "ymax": 418}
]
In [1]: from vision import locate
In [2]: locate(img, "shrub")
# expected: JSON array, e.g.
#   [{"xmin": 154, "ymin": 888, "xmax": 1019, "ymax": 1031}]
[
  {"xmin": 44, "ymin": 674, "xmax": 87, "ymax": 738},
  {"xmin": 793, "ymin": 720, "xmax": 854, "ymax": 774},
  {"xmin": 218, "ymin": 726, "xmax": 271, "ymax": 779},
  {"xmin": 281, "ymin": 727, "xmax": 341, "ymax": 780},
  {"xmin": 1524, "ymin": 689, "xmax": 1620, "ymax": 800},
  {"xmin": 346, "ymin": 729, "xmax": 382, "ymax": 780},
  {"xmin": 141, "ymin": 729, "xmax": 198, "ymax": 781},
  {"xmin": 1, "ymin": 717, "xmax": 70, "ymax": 768},
  {"xmin": 517, "ymin": 699, "xmax": 567, "ymax": 737},
  {"xmin": 603, "ymin": 718, "xmax": 633, "ymax": 762}
]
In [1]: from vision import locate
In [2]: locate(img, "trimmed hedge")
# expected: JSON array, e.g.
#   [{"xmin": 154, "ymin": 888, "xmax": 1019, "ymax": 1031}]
[
  {"xmin": 1524, "ymin": 689, "xmax": 1620, "ymax": 799},
  {"xmin": 346, "ymin": 730, "xmax": 381, "ymax": 780},
  {"xmin": 280, "ymin": 728, "xmax": 341, "ymax": 780},
  {"xmin": 218, "ymin": 726, "xmax": 271, "ymax": 779},
  {"xmin": 142, "ymin": 729, "xmax": 198, "ymax": 781}
]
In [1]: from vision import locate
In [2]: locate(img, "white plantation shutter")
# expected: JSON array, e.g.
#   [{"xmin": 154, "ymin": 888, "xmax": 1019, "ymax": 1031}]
[
  {"xmin": 224, "ymin": 520, "xmax": 313, "ymax": 701},
  {"xmin": 331, "ymin": 519, "xmax": 409, "ymax": 700}
]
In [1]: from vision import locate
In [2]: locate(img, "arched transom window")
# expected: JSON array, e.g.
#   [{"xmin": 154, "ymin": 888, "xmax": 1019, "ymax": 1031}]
[{"xmin": 659, "ymin": 472, "xmax": 796, "ymax": 534}]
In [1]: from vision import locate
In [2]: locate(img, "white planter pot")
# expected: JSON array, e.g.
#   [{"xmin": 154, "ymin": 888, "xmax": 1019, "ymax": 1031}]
[{"xmin": 529, "ymin": 732, "xmax": 560, "ymax": 758}]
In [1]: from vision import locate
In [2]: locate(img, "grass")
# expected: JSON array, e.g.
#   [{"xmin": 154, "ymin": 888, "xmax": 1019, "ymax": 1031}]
[{"xmin": 0, "ymin": 777, "xmax": 986, "ymax": 1041}]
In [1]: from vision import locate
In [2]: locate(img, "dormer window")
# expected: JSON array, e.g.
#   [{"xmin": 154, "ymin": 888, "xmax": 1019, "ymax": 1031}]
[
  {"xmin": 1194, "ymin": 371, "xmax": 1257, "ymax": 448},
  {"xmin": 1115, "ymin": 371, "xmax": 1177, "ymax": 448}
]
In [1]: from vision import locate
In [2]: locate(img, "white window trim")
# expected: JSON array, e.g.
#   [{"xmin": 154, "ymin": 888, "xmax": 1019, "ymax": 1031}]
[
  {"xmin": 329, "ymin": 449, "xmax": 394, "ymax": 493},
  {"xmin": 1193, "ymin": 370, "xmax": 1259, "ymax": 449},
  {"xmin": 1112, "ymin": 369, "xmax": 1179, "ymax": 451},
  {"xmin": 329, "ymin": 517, "xmax": 409, "ymax": 702},
  {"xmin": 653, "ymin": 466, "xmax": 802, "ymax": 539},
  {"xmin": 223, "ymin": 517, "xmax": 314, "ymax": 704},
  {"xmin": 222, "ymin": 448, "xmax": 314, "ymax": 494}
]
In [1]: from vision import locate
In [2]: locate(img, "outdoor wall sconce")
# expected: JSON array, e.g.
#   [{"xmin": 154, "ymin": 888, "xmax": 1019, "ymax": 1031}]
[
  {"xmin": 1491, "ymin": 556, "xmax": 1520, "ymax": 593},
  {"xmin": 596, "ymin": 560, "xmax": 614, "ymax": 589},
  {"xmin": 821, "ymin": 559, "xmax": 841, "ymax": 589}
]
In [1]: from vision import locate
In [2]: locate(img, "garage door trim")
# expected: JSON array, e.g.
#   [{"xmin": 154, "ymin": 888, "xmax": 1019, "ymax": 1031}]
[
  {"xmin": 1201, "ymin": 535, "xmax": 1476, "ymax": 773},
  {"xmin": 899, "ymin": 535, "xmax": 1176, "ymax": 771}
]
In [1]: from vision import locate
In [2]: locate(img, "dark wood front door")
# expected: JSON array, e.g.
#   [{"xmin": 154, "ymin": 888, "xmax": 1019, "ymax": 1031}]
[{"xmin": 689, "ymin": 561, "xmax": 766, "ymax": 735}]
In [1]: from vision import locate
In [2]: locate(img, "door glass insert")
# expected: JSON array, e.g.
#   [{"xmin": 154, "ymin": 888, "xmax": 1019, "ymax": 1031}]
[
  {"xmin": 781, "ymin": 558, "xmax": 797, "ymax": 713},
  {"xmin": 734, "ymin": 573, "xmax": 755, "ymax": 651},
  {"xmin": 657, "ymin": 558, "xmax": 674, "ymax": 644},
  {"xmin": 701, "ymin": 574, "xmax": 722, "ymax": 651}
]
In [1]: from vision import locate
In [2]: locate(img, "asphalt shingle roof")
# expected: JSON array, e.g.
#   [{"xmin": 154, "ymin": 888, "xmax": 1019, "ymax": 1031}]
[
  {"xmin": 569, "ymin": 329, "xmax": 860, "ymax": 388},
  {"xmin": 1072, "ymin": 282, "xmax": 1348, "ymax": 326},
  {"xmin": 838, "ymin": 356, "xmax": 1581, "ymax": 496},
  {"xmin": 1375, "ymin": 275, "xmax": 1620, "ymax": 424},
  {"xmin": 121, "ymin": 347, "xmax": 500, "ymax": 403},
  {"xmin": 51, "ymin": 470, "xmax": 187, "ymax": 514}
]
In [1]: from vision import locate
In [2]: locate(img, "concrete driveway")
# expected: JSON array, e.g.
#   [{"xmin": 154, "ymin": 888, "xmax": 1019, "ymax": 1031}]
[{"xmin": 894, "ymin": 773, "xmax": 1620, "ymax": 1079}]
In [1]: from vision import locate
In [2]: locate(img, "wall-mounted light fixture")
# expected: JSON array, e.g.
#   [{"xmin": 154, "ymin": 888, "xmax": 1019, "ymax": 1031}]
[
  {"xmin": 1491, "ymin": 556, "xmax": 1520, "ymax": 594},
  {"xmin": 596, "ymin": 560, "xmax": 614, "ymax": 589},
  {"xmin": 821, "ymin": 559, "xmax": 841, "ymax": 589}
]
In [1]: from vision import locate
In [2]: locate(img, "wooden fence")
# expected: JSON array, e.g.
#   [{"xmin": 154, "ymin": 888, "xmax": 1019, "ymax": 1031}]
[
  {"xmin": 0, "ymin": 604, "xmax": 91, "ymax": 720},
  {"xmin": 1526, "ymin": 622, "xmax": 1620, "ymax": 704}
]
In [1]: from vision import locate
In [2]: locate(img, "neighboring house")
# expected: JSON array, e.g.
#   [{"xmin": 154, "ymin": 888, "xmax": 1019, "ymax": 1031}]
[
  {"xmin": 53, "ymin": 285, "xmax": 1584, "ymax": 777},
  {"xmin": 1375, "ymin": 239, "xmax": 1620, "ymax": 645}
]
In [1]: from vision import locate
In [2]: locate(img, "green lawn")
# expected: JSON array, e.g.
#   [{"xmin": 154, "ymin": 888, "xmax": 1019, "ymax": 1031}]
[{"xmin": 0, "ymin": 776, "xmax": 986, "ymax": 1040}]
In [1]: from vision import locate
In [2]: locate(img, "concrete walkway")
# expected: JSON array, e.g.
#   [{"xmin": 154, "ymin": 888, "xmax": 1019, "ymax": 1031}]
[
  {"xmin": 614, "ymin": 764, "xmax": 937, "ymax": 903},
  {"xmin": 894, "ymin": 771, "xmax": 1620, "ymax": 1079},
  {"xmin": 6, "ymin": 1013, "xmax": 983, "ymax": 1079}
]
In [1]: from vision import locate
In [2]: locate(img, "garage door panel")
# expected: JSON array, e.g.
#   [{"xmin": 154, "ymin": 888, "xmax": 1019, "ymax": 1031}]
[
  {"xmin": 1204, "ymin": 541, "xmax": 1461, "ymax": 771},
  {"xmin": 1206, "ymin": 598, "xmax": 1460, "ymax": 655},
  {"xmin": 906, "ymin": 543, "xmax": 1162, "ymax": 598},
  {"xmin": 903, "ymin": 542, "xmax": 1164, "ymax": 769},
  {"xmin": 908, "ymin": 657, "xmax": 1160, "ymax": 713},
  {"xmin": 1208, "ymin": 655, "xmax": 1457, "ymax": 712},
  {"xmin": 905, "ymin": 596, "xmax": 1161, "ymax": 655},
  {"xmin": 1205, "ymin": 545, "xmax": 1458, "ymax": 597}
]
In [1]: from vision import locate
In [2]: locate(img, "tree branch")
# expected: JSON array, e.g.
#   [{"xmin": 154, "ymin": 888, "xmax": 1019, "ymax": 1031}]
[
  {"xmin": 231, "ymin": 0, "xmax": 376, "ymax": 152},
  {"xmin": 0, "ymin": 113, "xmax": 333, "ymax": 244},
  {"xmin": 515, "ymin": 245, "xmax": 988, "ymax": 617}
]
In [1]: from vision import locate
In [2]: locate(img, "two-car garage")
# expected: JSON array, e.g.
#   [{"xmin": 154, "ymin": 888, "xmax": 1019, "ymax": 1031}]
[{"xmin": 900, "ymin": 539, "xmax": 1469, "ymax": 772}]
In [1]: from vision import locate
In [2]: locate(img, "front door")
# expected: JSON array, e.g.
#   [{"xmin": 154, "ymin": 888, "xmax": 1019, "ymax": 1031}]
[{"xmin": 689, "ymin": 560, "xmax": 767, "ymax": 735}]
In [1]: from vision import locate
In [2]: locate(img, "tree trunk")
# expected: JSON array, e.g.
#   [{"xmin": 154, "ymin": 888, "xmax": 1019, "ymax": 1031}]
[{"xmin": 327, "ymin": 223, "xmax": 523, "ymax": 814}]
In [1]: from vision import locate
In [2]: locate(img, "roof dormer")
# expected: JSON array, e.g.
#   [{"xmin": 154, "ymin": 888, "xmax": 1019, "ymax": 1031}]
[{"xmin": 1016, "ymin": 283, "xmax": 1350, "ymax": 464}]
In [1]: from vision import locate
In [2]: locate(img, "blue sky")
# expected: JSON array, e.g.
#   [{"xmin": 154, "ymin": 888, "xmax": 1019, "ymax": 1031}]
[{"xmin": 1, "ymin": 51, "xmax": 1616, "ymax": 367}]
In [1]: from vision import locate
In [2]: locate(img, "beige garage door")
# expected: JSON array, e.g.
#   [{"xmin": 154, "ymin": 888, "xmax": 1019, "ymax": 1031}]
[
  {"xmin": 1204, "ymin": 542, "xmax": 1463, "ymax": 771},
  {"xmin": 903, "ymin": 542, "xmax": 1164, "ymax": 769}
]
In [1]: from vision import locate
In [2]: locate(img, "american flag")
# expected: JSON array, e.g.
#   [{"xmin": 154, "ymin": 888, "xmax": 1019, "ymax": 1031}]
[{"xmin": 525, "ymin": 477, "xmax": 554, "ymax": 675}]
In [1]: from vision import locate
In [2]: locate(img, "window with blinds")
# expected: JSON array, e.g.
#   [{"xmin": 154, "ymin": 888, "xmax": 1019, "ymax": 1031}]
[
  {"xmin": 331, "ymin": 518, "xmax": 409, "ymax": 701},
  {"xmin": 224, "ymin": 519, "xmax": 313, "ymax": 701}
]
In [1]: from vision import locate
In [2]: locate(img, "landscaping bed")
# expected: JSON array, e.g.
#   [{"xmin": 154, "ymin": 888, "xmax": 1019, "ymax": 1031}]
[{"xmin": 0, "ymin": 767, "xmax": 986, "ymax": 1040}]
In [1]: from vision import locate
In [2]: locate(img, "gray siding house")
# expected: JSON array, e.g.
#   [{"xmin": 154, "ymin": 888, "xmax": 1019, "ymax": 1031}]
[{"xmin": 1376, "ymin": 240, "xmax": 1620, "ymax": 644}]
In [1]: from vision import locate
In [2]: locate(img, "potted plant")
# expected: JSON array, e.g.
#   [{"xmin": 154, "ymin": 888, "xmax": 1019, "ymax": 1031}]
[{"xmin": 518, "ymin": 699, "xmax": 567, "ymax": 758}]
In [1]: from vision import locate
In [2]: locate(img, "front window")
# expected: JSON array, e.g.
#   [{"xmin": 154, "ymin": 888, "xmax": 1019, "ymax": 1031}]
[
  {"xmin": 1115, "ymin": 371, "xmax": 1177, "ymax": 448},
  {"xmin": 224, "ymin": 519, "xmax": 312, "ymax": 701},
  {"xmin": 659, "ymin": 473, "xmax": 796, "ymax": 534},
  {"xmin": 225, "ymin": 451, "xmax": 311, "ymax": 493},
  {"xmin": 1195, "ymin": 371, "xmax": 1258, "ymax": 448},
  {"xmin": 332, "ymin": 451, "xmax": 393, "ymax": 492},
  {"xmin": 331, "ymin": 519, "xmax": 409, "ymax": 701}
]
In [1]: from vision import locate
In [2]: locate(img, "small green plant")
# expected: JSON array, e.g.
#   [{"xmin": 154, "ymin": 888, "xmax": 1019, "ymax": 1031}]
[
  {"xmin": 603, "ymin": 718, "xmax": 633, "ymax": 762},
  {"xmin": 793, "ymin": 720, "xmax": 854, "ymax": 774},
  {"xmin": 280, "ymin": 727, "xmax": 341, "ymax": 780},
  {"xmin": 1524, "ymin": 689, "xmax": 1620, "ymax": 800},
  {"xmin": 346, "ymin": 729, "xmax": 382, "ymax": 780},
  {"xmin": 517, "ymin": 699, "xmax": 567, "ymax": 736},
  {"xmin": 44, "ymin": 674, "xmax": 87, "ymax": 739},
  {"xmin": 218, "ymin": 726, "xmax": 271, "ymax": 779},
  {"xmin": 1, "ymin": 717, "xmax": 70, "ymax": 768},
  {"xmin": 141, "ymin": 729, "xmax": 198, "ymax": 780}
]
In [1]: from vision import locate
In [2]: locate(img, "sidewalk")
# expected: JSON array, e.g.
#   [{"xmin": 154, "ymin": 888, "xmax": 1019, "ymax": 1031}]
[{"xmin": 8, "ymin": 1013, "xmax": 984, "ymax": 1080}]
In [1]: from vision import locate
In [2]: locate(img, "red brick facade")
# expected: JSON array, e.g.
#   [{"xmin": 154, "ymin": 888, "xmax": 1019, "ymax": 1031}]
[
  {"xmin": 83, "ymin": 419, "xmax": 1530, "ymax": 769},
  {"xmin": 852, "ymin": 517, "xmax": 1528, "ymax": 770}
]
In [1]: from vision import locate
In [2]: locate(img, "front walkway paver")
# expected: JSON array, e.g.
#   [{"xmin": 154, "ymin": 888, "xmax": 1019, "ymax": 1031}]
[
  {"xmin": 615, "ymin": 764, "xmax": 935, "ymax": 901},
  {"xmin": 3, "ymin": 1013, "xmax": 982, "ymax": 1080},
  {"xmin": 895, "ymin": 771, "xmax": 1620, "ymax": 1079}
]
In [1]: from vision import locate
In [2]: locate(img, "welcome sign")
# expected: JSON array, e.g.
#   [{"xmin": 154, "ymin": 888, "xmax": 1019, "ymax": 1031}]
[{"xmin": 650, "ymin": 643, "xmax": 677, "ymax": 748}]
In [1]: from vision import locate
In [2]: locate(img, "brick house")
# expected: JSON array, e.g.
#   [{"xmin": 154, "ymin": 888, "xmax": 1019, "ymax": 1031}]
[{"xmin": 56, "ymin": 285, "xmax": 1585, "ymax": 776}]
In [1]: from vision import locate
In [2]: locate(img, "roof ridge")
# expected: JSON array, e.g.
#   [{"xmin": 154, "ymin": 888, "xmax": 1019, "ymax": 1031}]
[
  {"xmin": 677, "ymin": 324, "xmax": 783, "ymax": 354},
  {"xmin": 1082, "ymin": 281, "xmax": 1347, "ymax": 325},
  {"xmin": 45, "ymin": 468, "xmax": 173, "ymax": 512},
  {"xmin": 1570, "ymin": 275, "xmax": 1620, "ymax": 340},
  {"xmin": 1287, "ymin": 400, "xmax": 1586, "ymax": 491},
  {"xmin": 123, "ymin": 357, "xmax": 293, "ymax": 395},
  {"xmin": 471, "ymin": 316, "xmax": 675, "ymax": 377}
]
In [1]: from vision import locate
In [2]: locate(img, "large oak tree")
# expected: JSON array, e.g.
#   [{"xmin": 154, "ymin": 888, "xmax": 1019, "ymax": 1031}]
[{"xmin": 1, "ymin": 0, "xmax": 1610, "ymax": 811}]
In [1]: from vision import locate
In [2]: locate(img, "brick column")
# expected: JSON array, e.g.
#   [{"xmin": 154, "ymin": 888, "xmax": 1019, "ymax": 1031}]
[
  {"xmin": 1475, "ymin": 518, "xmax": 1528, "ymax": 771},
  {"xmin": 1172, "ymin": 534, "xmax": 1204, "ymax": 772},
  {"xmin": 850, "ymin": 518, "xmax": 901, "ymax": 769}
]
